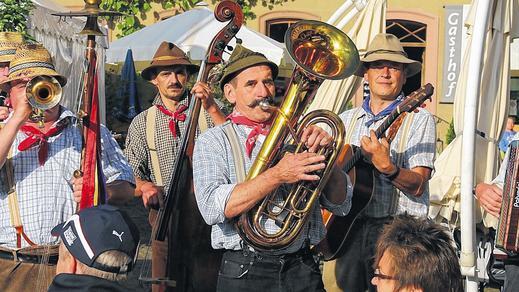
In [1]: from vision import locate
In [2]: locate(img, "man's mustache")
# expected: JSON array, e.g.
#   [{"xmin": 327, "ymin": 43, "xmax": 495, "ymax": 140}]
[
  {"xmin": 248, "ymin": 97, "xmax": 275, "ymax": 109},
  {"xmin": 167, "ymin": 83, "xmax": 184, "ymax": 90}
]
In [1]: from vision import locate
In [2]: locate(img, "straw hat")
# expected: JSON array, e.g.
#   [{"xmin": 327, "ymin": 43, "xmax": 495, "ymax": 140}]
[
  {"xmin": 0, "ymin": 43, "xmax": 67, "ymax": 86},
  {"xmin": 355, "ymin": 33, "xmax": 422, "ymax": 77},
  {"xmin": 141, "ymin": 42, "xmax": 199, "ymax": 81},
  {"xmin": 219, "ymin": 44, "xmax": 278, "ymax": 90},
  {"xmin": 0, "ymin": 32, "xmax": 24, "ymax": 63}
]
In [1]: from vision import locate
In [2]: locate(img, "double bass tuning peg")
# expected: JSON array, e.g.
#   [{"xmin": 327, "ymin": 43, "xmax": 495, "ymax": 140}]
[{"xmin": 225, "ymin": 37, "xmax": 242, "ymax": 53}]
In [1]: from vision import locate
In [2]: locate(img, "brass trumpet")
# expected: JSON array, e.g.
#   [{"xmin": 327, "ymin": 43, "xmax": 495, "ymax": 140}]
[
  {"xmin": 235, "ymin": 20, "xmax": 360, "ymax": 251},
  {"xmin": 26, "ymin": 75, "xmax": 62, "ymax": 127}
]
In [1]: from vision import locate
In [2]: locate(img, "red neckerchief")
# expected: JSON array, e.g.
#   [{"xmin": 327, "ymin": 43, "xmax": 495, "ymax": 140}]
[
  {"xmin": 18, "ymin": 121, "xmax": 68, "ymax": 166},
  {"xmin": 156, "ymin": 104, "xmax": 188, "ymax": 138},
  {"xmin": 227, "ymin": 111, "xmax": 271, "ymax": 157}
]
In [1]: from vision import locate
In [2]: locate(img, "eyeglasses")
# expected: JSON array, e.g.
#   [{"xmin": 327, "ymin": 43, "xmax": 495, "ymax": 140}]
[{"xmin": 374, "ymin": 269, "xmax": 397, "ymax": 281}]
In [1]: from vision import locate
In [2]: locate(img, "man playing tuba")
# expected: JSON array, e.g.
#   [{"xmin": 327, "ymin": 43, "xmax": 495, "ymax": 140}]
[
  {"xmin": 0, "ymin": 43, "xmax": 134, "ymax": 291},
  {"xmin": 192, "ymin": 44, "xmax": 353, "ymax": 291}
]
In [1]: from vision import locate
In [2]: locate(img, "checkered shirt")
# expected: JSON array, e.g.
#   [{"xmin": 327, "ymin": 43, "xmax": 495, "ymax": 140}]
[
  {"xmin": 125, "ymin": 94, "xmax": 215, "ymax": 195},
  {"xmin": 193, "ymin": 121, "xmax": 353, "ymax": 254},
  {"xmin": 0, "ymin": 108, "xmax": 134, "ymax": 248},
  {"xmin": 339, "ymin": 106, "xmax": 436, "ymax": 218}
]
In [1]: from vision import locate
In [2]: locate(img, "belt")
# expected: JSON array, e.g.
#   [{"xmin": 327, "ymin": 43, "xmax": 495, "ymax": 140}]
[
  {"xmin": 233, "ymin": 246, "xmax": 313, "ymax": 261},
  {"xmin": 0, "ymin": 248, "xmax": 58, "ymax": 265}
]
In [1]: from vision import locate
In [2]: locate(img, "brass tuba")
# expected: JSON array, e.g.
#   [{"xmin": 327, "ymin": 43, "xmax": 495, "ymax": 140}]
[
  {"xmin": 235, "ymin": 20, "xmax": 360, "ymax": 251},
  {"xmin": 26, "ymin": 75, "xmax": 62, "ymax": 127}
]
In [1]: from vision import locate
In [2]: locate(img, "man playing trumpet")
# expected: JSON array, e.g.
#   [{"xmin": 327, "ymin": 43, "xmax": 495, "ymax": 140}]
[{"xmin": 0, "ymin": 43, "xmax": 134, "ymax": 291}]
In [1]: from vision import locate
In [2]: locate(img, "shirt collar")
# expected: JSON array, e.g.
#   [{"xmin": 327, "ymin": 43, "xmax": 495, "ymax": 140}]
[{"xmin": 361, "ymin": 91, "xmax": 405, "ymax": 127}]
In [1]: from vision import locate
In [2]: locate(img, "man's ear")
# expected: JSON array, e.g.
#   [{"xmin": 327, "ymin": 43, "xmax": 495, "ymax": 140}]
[
  {"xmin": 56, "ymin": 243, "xmax": 77, "ymax": 275},
  {"xmin": 150, "ymin": 76, "xmax": 158, "ymax": 86},
  {"xmin": 223, "ymin": 83, "xmax": 236, "ymax": 105}
]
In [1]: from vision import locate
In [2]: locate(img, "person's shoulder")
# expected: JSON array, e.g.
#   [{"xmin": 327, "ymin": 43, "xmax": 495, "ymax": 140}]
[
  {"xmin": 339, "ymin": 107, "xmax": 362, "ymax": 120},
  {"xmin": 411, "ymin": 107, "xmax": 433, "ymax": 119},
  {"xmin": 199, "ymin": 122, "xmax": 230, "ymax": 142},
  {"xmin": 127, "ymin": 107, "xmax": 153, "ymax": 133},
  {"xmin": 130, "ymin": 108, "xmax": 151, "ymax": 125}
]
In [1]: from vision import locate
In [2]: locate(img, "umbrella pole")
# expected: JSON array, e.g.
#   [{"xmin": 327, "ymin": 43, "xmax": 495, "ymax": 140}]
[
  {"xmin": 327, "ymin": 0, "xmax": 354, "ymax": 24},
  {"xmin": 336, "ymin": 0, "xmax": 368, "ymax": 29},
  {"xmin": 460, "ymin": 0, "xmax": 492, "ymax": 290}
]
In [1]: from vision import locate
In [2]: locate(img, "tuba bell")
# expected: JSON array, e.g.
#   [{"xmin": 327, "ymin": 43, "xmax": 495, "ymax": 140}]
[
  {"xmin": 26, "ymin": 75, "xmax": 62, "ymax": 127},
  {"xmin": 235, "ymin": 20, "xmax": 360, "ymax": 251}
]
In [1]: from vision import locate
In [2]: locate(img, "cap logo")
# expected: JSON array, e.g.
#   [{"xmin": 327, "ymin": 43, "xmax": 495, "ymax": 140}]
[
  {"xmin": 112, "ymin": 230, "xmax": 124, "ymax": 242},
  {"xmin": 63, "ymin": 226, "xmax": 77, "ymax": 246}
]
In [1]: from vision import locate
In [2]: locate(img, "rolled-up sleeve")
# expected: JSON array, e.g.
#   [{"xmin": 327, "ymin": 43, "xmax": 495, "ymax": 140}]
[
  {"xmin": 405, "ymin": 111, "xmax": 436, "ymax": 170},
  {"xmin": 320, "ymin": 172, "xmax": 353, "ymax": 216},
  {"xmin": 193, "ymin": 130, "xmax": 236, "ymax": 225}
]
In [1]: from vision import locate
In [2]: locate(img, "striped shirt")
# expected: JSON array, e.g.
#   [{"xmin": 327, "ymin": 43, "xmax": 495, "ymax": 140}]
[
  {"xmin": 0, "ymin": 108, "xmax": 134, "ymax": 248},
  {"xmin": 193, "ymin": 121, "xmax": 353, "ymax": 254},
  {"xmin": 339, "ymin": 106, "xmax": 436, "ymax": 218}
]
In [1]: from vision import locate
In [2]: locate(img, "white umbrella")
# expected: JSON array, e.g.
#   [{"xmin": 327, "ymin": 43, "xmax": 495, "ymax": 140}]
[
  {"xmin": 306, "ymin": 0, "xmax": 386, "ymax": 114},
  {"xmin": 429, "ymin": 0, "xmax": 518, "ymax": 230},
  {"xmin": 106, "ymin": 4, "xmax": 290, "ymax": 67},
  {"xmin": 428, "ymin": 0, "xmax": 518, "ymax": 287}
]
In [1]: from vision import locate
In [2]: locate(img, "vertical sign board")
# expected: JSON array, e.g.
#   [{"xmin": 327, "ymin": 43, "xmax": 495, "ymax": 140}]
[{"xmin": 441, "ymin": 5, "xmax": 463, "ymax": 103}]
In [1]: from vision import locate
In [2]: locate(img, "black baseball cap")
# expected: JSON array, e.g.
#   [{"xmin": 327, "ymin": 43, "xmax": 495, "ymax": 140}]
[{"xmin": 51, "ymin": 205, "xmax": 140, "ymax": 274}]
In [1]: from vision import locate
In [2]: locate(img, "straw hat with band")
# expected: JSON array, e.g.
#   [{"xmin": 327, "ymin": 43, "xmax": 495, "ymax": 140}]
[
  {"xmin": 141, "ymin": 42, "xmax": 199, "ymax": 81},
  {"xmin": 219, "ymin": 44, "xmax": 279, "ymax": 90},
  {"xmin": 0, "ymin": 32, "xmax": 24, "ymax": 63},
  {"xmin": 1, "ymin": 43, "xmax": 67, "ymax": 86},
  {"xmin": 354, "ymin": 33, "xmax": 422, "ymax": 77}
]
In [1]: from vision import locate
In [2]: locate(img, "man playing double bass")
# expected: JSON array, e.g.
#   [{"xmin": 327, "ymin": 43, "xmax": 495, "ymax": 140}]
[
  {"xmin": 326, "ymin": 33, "xmax": 436, "ymax": 292},
  {"xmin": 0, "ymin": 44, "xmax": 134, "ymax": 291},
  {"xmin": 192, "ymin": 44, "xmax": 354, "ymax": 291},
  {"xmin": 124, "ymin": 41, "xmax": 225, "ymax": 292}
]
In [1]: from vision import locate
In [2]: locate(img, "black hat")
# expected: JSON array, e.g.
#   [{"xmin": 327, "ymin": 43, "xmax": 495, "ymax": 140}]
[{"xmin": 51, "ymin": 205, "xmax": 140, "ymax": 274}]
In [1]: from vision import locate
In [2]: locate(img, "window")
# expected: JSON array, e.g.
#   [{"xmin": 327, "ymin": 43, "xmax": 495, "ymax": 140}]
[
  {"xmin": 386, "ymin": 19, "xmax": 427, "ymax": 95},
  {"xmin": 266, "ymin": 19, "xmax": 301, "ymax": 43}
]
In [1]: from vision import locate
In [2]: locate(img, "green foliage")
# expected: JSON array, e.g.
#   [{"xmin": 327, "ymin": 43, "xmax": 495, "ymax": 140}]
[
  {"xmin": 102, "ymin": 0, "xmax": 293, "ymax": 38},
  {"xmin": 445, "ymin": 119, "xmax": 456, "ymax": 145},
  {"xmin": 0, "ymin": 0, "xmax": 34, "ymax": 38}
]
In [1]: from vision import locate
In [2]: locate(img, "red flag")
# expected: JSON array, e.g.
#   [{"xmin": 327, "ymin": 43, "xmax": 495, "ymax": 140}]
[{"xmin": 80, "ymin": 58, "xmax": 106, "ymax": 209}]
